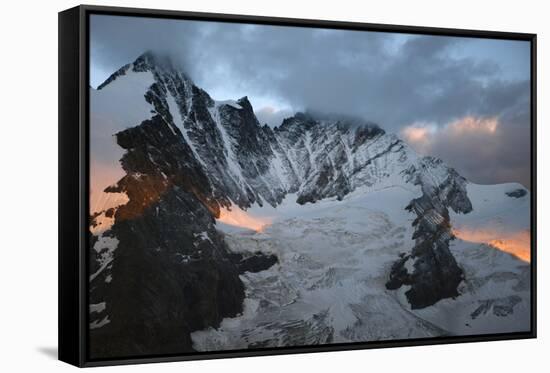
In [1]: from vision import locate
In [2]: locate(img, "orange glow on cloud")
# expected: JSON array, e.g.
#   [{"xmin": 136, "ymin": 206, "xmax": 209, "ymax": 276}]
[
  {"xmin": 447, "ymin": 116, "xmax": 499, "ymax": 135},
  {"xmin": 401, "ymin": 115, "xmax": 500, "ymax": 152},
  {"xmin": 217, "ymin": 207, "xmax": 272, "ymax": 232},
  {"xmin": 453, "ymin": 228, "xmax": 530, "ymax": 262},
  {"xmin": 401, "ymin": 126, "xmax": 431, "ymax": 143},
  {"xmin": 90, "ymin": 160, "xmax": 127, "ymax": 213}
]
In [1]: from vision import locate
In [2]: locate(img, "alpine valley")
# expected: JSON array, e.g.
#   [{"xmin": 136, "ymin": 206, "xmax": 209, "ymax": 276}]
[{"xmin": 88, "ymin": 52, "xmax": 531, "ymax": 358}]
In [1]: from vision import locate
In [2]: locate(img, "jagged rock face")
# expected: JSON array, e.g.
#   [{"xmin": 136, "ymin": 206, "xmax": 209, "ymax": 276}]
[
  {"xmin": 274, "ymin": 115, "xmax": 386, "ymax": 204},
  {"xmin": 89, "ymin": 113, "xmax": 246, "ymax": 358},
  {"xmin": 506, "ymin": 188, "xmax": 527, "ymax": 198},
  {"xmin": 386, "ymin": 157, "xmax": 473, "ymax": 308},
  {"xmin": 89, "ymin": 51, "xmax": 474, "ymax": 356},
  {"xmin": 214, "ymin": 96, "xmax": 290, "ymax": 207},
  {"xmin": 95, "ymin": 52, "xmax": 417, "ymax": 211}
]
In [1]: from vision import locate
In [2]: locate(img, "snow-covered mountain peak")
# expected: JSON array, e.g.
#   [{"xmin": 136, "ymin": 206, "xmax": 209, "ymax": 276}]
[
  {"xmin": 97, "ymin": 51, "xmax": 194, "ymax": 94},
  {"xmin": 88, "ymin": 52, "xmax": 530, "ymax": 356},
  {"xmin": 91, "ymin": 51, "xmax": 477, "ymax": 220}
]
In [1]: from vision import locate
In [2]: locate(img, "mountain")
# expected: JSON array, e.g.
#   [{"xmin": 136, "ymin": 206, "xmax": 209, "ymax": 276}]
[{"xmin": 89, "ymin": 52, "xmax": 530, "ymax": 357}]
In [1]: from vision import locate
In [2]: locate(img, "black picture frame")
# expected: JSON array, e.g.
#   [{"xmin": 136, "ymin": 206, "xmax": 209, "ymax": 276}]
[{"xmin": 58, "ymin": 4, "xmax": 537, "ymax": 367}]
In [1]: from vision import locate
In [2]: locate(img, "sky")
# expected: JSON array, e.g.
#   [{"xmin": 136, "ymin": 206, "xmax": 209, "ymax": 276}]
[{"xmin": 90, "ymin": 15, "xmax": 532, "ymax": 188}]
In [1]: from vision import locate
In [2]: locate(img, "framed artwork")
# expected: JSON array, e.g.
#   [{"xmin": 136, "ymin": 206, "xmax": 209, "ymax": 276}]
[{"xmin": 59, "ymin": 5, "xmax": 536, "ymax": 367}]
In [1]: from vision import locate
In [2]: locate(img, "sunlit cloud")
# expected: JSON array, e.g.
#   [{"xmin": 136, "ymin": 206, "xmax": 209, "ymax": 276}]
[
  {"xmin": 401, "ymin": 115, "xmax": 500, "ymax": 155},
  {"xmin": 447, "ymin": 115, "xmax": 499, "ymax": 135},
  {"xmin": 401, "ymin": 126, "xmax": 431, "ymax": 143},
  {"xmin": 399, "ymin": 114, "xmax": 530, "ymax": 189},
  {"xmin": 400, "ymin": 122, "xmax": 438, "ymax": 153}
]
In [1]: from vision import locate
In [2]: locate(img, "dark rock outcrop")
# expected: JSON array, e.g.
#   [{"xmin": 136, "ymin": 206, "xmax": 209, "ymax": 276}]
[
  {"xmin": 89, "ymin": 113, "xmax": 245, "ymax": 358},
  {"xmin": 386, "ymin": 159, "xmax": 472, "ymax": 309},
  {"xmin": 229, "ymin": 251, "xmax": 279, "ymax": 274},
  {"xmin": 506, "ymin": 188, "xmax": 527, "ymax": 198}
]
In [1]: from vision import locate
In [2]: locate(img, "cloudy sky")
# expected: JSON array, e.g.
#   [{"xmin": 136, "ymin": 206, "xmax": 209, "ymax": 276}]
[{"xmin": 90, "ymin": 15, "xmax": 532, "ymax": 188}]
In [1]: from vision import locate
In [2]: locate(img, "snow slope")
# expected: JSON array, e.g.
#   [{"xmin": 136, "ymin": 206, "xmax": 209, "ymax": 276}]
[{"xmin": 192, "ymin": 183, "xmax": 530, "ymax": 350}]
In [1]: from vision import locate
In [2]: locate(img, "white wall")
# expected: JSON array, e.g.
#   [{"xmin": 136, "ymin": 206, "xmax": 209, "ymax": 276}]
[{"xmin": 0, "ymin": 0, "xmax": 546, "ymax": 371}]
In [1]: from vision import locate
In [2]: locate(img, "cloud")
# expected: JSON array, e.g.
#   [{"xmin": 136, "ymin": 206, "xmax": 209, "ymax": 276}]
[
  {"xmin": 401, "ymin": 124, "xmax": 437, "ymax": 152},
  {"xmin": 90, "ymin": 14, "xmax": 531, "ymax": 188},
  {"xmin": 402, "ymin": 113, "xmax": 530, "ymax": 189},
  {"xmin": 255, "ymin": 106, "xmax": 295, "ymax": 127},
  {"xmin": 402, "ymin": 116, "xmax": 499, "ymax": 149}
]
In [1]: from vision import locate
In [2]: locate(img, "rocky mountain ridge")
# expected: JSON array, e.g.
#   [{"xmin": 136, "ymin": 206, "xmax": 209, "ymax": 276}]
[{"xmin": 89, "ymin": 51, "xmax": 475, "ymax": 357}]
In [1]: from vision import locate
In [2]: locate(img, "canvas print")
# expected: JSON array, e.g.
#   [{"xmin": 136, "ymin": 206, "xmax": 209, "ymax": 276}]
[{"xmin": 88, "ymin": 14, "xmax": 532, "ymax": 359}]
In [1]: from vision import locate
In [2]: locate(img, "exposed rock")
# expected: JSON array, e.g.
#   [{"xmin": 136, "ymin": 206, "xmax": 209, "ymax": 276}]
[
  {"xmin": 386, "ymin": 158, "xmax": 472, "ymax": 309},
  {"xmin": 506, "ymin": 188, "xmax": 527, "ymax": 198},
  {"xmin": 470, "ymin": 295, "xmax": 522, "ymax": 319},
  {"xmin": 89, "ymin": 112, "xmax": 245, "ymax": 358},
  {"xmin": 229, "ymin": 251, "xmax": 279, "ymax": 274}
]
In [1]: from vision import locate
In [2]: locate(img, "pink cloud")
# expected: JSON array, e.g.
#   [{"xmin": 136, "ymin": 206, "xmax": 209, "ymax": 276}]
[{"xmin": 401, "ymin": 116, "xmax": 500, "ymax": 156}]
